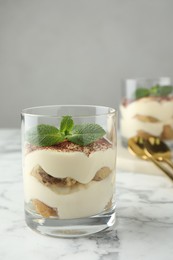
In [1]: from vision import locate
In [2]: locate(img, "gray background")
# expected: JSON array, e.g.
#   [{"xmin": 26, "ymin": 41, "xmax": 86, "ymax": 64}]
[{"xmin": 1, "ymin": 0, "xmax": 173, "ymax": 127}]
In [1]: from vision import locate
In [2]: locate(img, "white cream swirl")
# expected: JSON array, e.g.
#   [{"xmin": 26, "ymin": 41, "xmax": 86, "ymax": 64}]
[
  {"xmin": 120, "ymin": 97, "xmax": 173, "ymax": 137},
  {"xmin": 24, "ymin": 148, "xmax": 116, "ymax": 184}
]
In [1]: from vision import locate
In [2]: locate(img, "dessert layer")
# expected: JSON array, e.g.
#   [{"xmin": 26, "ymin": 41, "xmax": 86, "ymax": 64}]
[
  {"xmin": 25, "ymin": 138, "xmax": 112, "ymax": 156},
  {"xmin": 32, "ymin": 199, "xmax": 57, "ymax": 218},
  {"xmin": 24, "ymin": 171, "xmax": 115, "ymax": 219},
  {"xmin": 24, "ymin": 148, "xmax": 116, "ymax": 184},
  {"xmin": 120, "ymin": 97, "xmax": 173, "ymax": 121},
  {"xmin": 120, "ymin": 97, "xmax": 173, "ymax": 139},
  {"xmin": 120, "ymin": 117, "xmax": 173, "ymax": 138},
  {"xmin": 31, "ymin": 165, "xmax": 111, "ymax": 187}
]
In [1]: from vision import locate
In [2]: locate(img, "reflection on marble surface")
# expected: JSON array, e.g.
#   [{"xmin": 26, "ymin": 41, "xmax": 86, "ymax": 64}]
[{"xmin": 0, "ymin": 130, "xmax": 173, "ymax": 260}]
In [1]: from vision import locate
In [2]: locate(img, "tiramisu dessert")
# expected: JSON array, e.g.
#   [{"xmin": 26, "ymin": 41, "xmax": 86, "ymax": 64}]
[
  {"xmin": 120, "ymin": 84, "xmax": 173, "ymax": 142},
  {"xmin": 23, "ymin": 116, "xmax": 116, "ymax": 219}
]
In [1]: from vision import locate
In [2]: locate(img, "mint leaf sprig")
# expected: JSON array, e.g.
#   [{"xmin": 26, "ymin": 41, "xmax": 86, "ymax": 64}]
[
  {"xmin": 26, "ymin": 116, "xmax": 106, "ymax": 147},
  {"xmin": 134, "ymin": 85, "xmax": 173, "ymax": 99}
]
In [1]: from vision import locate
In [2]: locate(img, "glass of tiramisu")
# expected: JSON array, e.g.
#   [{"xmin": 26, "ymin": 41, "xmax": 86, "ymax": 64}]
[
  {"xmin": 120, "ymin": 77, "xmax": 173, "ymax": 146},
  {"xmin": 22, "ymin": 105, "xmax": 117, "ymax": 237}
]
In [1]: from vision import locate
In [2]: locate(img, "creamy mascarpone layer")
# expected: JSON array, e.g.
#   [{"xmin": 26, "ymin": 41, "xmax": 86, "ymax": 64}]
[
  {"xmin": 24, "ymin": 148, "xmax": 116, "ymax": 184},
  {"xmin": 24, "ymin": 172, "xmax": 115, "ymax": 219},
  {"xmin": 120, "ymin": 98, "xmax": 173, "ymax": 121},
  {"xmin": 120, "ymin": 98, "xmax": 173, "ymax": 138},
  {"xmin": 120, "ymin": 118, "xmax": 173, "ymax": 137}
]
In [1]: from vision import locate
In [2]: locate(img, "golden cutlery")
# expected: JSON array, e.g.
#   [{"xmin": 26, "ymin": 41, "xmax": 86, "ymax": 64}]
[
  {"xmin": 144, "ymin": 137, "xmax": 173, "ymax": 169},
  {"xmin": 128, "ymin": 136, "xmax": 173, "ymax": 181}
]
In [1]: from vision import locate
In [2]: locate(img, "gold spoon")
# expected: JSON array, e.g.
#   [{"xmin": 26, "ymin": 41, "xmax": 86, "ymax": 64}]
[
  {"xmin": 144, "ymin": 137, "xmax": 173, "ymax": 169},
  {"xmin": 128, "ymin": 136, "xmax": 173, "ymax": 181}
]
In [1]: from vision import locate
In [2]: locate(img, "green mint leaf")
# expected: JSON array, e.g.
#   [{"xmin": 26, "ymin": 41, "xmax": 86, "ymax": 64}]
[
  {"xmin": 26, "ymin": 124, "xmax": 65, "ymax": 146},
  {"xmin": 149, "ymin": 85, "xmax": 160, "ymax": 96},
  {"xmin": 134, "ymin": 88, "xmax": 150, "ymax": 99},
  {"xmin": 157, "ymin": 86, "xmax": 173, "ymax": 96},
  {"xmin": 150, "ymin": 85, "xmax": 173, "ymax": 96},
  {"xmin": 60, "ymin": 116, "xmax": 74, "ymax": 135},
  {"xmin": 67, "ymin": 123, "xmax": 106, "ymax": 146}
]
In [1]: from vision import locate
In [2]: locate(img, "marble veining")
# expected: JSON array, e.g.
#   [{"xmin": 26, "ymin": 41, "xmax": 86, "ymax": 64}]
[{"xmin": 0, "ymin": 129, "xmax": 173, "ymax": 260}]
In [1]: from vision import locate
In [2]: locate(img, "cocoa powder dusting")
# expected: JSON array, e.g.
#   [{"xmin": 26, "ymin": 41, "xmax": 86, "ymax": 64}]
[{"xmin": 25, "ymin": 138, "xmax": 112, "ymax": 156}]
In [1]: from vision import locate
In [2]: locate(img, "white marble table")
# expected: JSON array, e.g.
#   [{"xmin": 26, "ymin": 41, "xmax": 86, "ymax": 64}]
[{"xmin": 0, "ymin": 129, "xmax": 173, "ymax": 260}]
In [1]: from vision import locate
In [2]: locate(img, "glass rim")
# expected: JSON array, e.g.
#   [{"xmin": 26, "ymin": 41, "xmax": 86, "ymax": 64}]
[{"xmin": 21, "ymin": 104, "xmax": 117, "ymax": 118}]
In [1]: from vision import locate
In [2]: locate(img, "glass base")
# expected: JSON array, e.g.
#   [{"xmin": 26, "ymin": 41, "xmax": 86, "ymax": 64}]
[{"xmin": 25, "ymin": 208, "xmax": 116, "ymax": 238}]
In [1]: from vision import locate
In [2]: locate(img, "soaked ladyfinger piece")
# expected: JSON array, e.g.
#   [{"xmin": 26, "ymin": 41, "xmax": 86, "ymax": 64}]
[{"xmin": 32, "ymin": 199, "xmax": 57, "ymax": 217}]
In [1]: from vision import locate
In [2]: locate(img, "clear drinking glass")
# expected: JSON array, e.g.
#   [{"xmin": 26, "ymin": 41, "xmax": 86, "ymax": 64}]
[
  {"xmin": 21, "ymin": 105, "xmax": 117, "ymax": 237},
  {"xmin": 119, "ymin": 77, "xmax": 173, "ymax": 146}
]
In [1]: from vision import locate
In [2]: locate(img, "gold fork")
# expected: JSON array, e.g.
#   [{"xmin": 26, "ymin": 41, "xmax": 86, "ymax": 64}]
[
  {"xmin": 128, "ymin": 136, "xmax": 173, "ymax": 181},
  {"xmin": 144, "ymin": 137, "xmax": 173, "ymax": 169}
]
